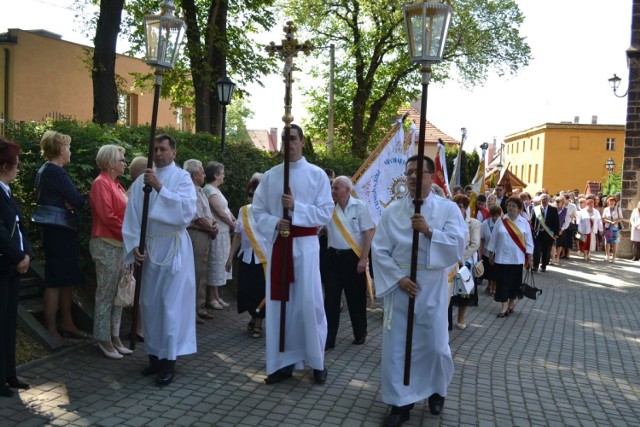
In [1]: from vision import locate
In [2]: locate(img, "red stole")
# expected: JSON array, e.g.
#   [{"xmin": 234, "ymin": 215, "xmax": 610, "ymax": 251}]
[{"xmin": 270, "ymin": 226, "xmax": 318, "ymax": 301}]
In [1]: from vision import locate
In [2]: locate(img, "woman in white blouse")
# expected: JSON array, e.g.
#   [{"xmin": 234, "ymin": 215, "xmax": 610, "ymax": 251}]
[
  {"xmin": 577, "ymin": 198, "xmax": 603, "ymax": 261},
  {"xmin": 487, "ymin": 196, "xmax": 534, "ymax": 318}
]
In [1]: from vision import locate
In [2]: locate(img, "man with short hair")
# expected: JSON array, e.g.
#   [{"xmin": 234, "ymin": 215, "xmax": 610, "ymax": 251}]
[
  {"xmin": 122, "ymin": 134, "xmax": 197, "ymax": 386},
  {"xmin": 252, "ymin": 124, "xmax": 334, "ymax": 385},
  {"xmin": 530, "ymin": 193, "xmax": 559, "ymax": 272},
  {"xmin": 324, "ymin": 175, "xmax": 374, "ymax": 351},
  {"xmin": 495, "ymin": 184, "xmax": 507, "ymax": 213},
  {"xmin": 372, "ymin": 155, "xmax": 465, "ymax": 425}
]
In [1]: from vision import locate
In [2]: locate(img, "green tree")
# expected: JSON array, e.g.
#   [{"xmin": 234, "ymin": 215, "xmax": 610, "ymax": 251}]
[
  {"xmin": 285, "ymin": 0, "xmax": 531, "ymax": 158},
  {"xmin": 77, "ymin": 0, "xmax": 277, "ymax": 134}
]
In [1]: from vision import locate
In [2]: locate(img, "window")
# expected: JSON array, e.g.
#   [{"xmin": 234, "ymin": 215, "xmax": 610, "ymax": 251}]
[
  {"xmin": 118, "ymin": 93, "xmax": 132, "ymax": 127},
  {"xmin": 534, "ymin": 164, "xmax": 538, "ymax": 183},
  {"xmin": 528, "ymin": 165, "xmax": 532, "ymax": 182},
  {"xmin": 570, "ymin": 136, "xmax": 579, "ymax": 150},
  {"xmin": 530, "ymin": 139, "xmax": 533, "ymax": 151},
  {"xmin": 606, "ymin": 138, "xmax": 615, "ymax": 151},
  {"xmin": 536, "ymin": 137, "xmax": 540, "ymax": 150}
]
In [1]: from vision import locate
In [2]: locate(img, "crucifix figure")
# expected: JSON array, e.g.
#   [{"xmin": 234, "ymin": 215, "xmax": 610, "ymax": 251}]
[{"xmin": 265, "ymin": 21, "xmax": 313, "ymax": 353}]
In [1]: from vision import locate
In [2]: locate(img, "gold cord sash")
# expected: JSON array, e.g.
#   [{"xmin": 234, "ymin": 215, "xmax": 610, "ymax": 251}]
[{"xmin": 241, "ymin": 205, "xmax": 267, "ymax": 274}]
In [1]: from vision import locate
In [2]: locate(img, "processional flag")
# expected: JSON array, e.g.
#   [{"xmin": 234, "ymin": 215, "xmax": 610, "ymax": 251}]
[
  {"xmin": 433, "ymin": 141, "xmax": 451, "ymax": 198},
  {"xmin": 352, "ymin": 118, "xmax": 412, "ymax": 225}
]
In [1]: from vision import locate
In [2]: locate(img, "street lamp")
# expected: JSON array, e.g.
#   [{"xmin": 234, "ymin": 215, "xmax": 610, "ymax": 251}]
[
  {"xmin": 402, "ymin": 0, "xmax": 452, "ymax": 386},
  {"xmin": 216, "ymin": 76, "xmax": 235, "ymax": 154},
  {"xmin": 130, "ymin": 0, "xmax": 186, "ymax": 349},
  {"xmin": 608, "ymin": 74, "xmax": 628, "ymax": 98},
  {"xmin": 480, "ymin": 142, "xmax": 489, "ymax": 193},
  {"xmin": 605, "ymin": 157, "xmax": 616, "ymax": 174}
]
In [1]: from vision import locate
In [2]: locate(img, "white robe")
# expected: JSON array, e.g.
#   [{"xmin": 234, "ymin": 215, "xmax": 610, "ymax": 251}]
[
  {"xmin": 252, "ymin": 157, "xmax": 333, "ymax": 374},
  {"xmin": 372, "ymin": 193, "xmax": 466, "ymax": 407},
  {"xmin": 122, "ymin": 162, "xmax": 197, "ymax": 360}
]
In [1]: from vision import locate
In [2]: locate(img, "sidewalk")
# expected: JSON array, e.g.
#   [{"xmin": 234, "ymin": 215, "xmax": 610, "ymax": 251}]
[{"xmin": 2, "ymin": 253, "xmax": 640, "ymax": 426}]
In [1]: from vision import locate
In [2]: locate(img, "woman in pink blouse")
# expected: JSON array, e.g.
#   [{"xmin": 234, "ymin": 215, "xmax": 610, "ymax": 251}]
[{"xmin": 89, "ymin": 145, "xmax": 132, "ymax": 359}]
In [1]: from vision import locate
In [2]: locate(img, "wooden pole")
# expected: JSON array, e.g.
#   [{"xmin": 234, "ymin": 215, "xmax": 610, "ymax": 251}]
[
  {"xmin": 129, "ymin": 69, "xmax": 163, "ymax": 350},
  {"xmin": 404, "ymin": 65, "xmax": 431, "ymax": 385}
]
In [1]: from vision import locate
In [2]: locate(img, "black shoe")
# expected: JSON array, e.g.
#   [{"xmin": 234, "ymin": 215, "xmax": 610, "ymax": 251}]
[
  {"xmin": 265, "ymin": 369, "xmax": 293, "ymax": 385},
  {"xmin": 0, "ymin": 385, "xmax": 14, "ymax": 397},
  {"xmin": 540, "ymin": 266, "xmax": 547, "ymax": 272},
  {"xmin": 382, "ymin": 413, "xmax": 409, "ymax": 427},
  {"xmin": 352, "ymin": 331, "xmax": 367, "ymax": 345},
  {"xmin": 531, "ymin": 268, "xmax": 538, "ymax": 273},
  {"xmin": 428, "ymin": 393, "xmax": 445, "ymax": 415},
  {"xmin": 7, "ymin": 377, "xmax": 30, "ymax": 390},
  {"xmin": 497, "ymin": 311, "xmax": 508, "ymax": 318},
  {"xmin": 324, "ymin": 343, "xmax": 335, "ymax": 352},
  {"xmin": 156, "ymin": 371, "xmax": 174, "ymax": 386},
  {"xmin": 313, "ymin": 368, "xmax": 328, "ymax": 384},
  {"xmin": 141, "ymin": 355, "xmax": 160, "ymax": 376}
]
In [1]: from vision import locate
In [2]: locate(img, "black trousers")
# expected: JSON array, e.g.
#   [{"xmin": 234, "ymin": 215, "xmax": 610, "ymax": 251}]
[
  {"xmin": 533, "ymin": 234, "xmax": 553, "ymax": 268},
  {"xmin": 0, "ymin": 273, "xmax": 20, "ymax": 384},
  {"xmin": 323, "ymin": 248, "xmax": 367, "ymax": 347}
]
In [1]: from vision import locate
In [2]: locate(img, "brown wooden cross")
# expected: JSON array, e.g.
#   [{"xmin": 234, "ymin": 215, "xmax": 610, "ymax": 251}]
[{"xmin": 265, "ymin": 22, "xmax": 313, "ymax": 352}]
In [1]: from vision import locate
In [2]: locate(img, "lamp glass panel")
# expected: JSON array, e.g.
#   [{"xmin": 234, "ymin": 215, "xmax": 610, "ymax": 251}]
[
  {"xmin": 405, "ymin": 7, "xmax": 424, "ymax": 59},
  {"xmin": 144, "ymin": 16, "xmax": 161, "ymax": 64}
]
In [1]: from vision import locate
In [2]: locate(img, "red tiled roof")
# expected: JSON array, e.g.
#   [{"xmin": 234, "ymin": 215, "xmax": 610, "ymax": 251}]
[{"xmin": 398, "ymin": 106, "xmax": 460, "ymax": 146}]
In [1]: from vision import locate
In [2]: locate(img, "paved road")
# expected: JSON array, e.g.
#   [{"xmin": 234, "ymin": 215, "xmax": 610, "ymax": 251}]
[{"xmin": 2, "ymin": 253, "xmax": 640, "ymax": 426}]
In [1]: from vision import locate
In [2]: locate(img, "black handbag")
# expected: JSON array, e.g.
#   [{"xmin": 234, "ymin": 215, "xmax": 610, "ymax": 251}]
[
  {"xmin": 31, "ymin": 163, "xmax": 79, "ymax": 231},
  {"xmin": 520, "ymin": 268, "xmax": 542, "ymax": 300},
  {"xmin": 31, "ymin": 204, "xmax": 79, "ymax": 231}
]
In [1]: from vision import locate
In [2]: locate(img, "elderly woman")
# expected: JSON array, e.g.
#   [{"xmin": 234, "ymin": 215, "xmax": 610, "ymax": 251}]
[
  {"xmin": 602, "ymin": 196, "xmax": 624, "ymax": 263},
  {"xmin": 487, "ymin": 196, "xmax": 534, "ymax": 317},
  {"xmin": 577, "ymin": 198, "xmax": 603, "ymax": 261},
  {"xmin": 449, "ymin": 194, "xmax": 481, "ymax": 330},
  {"xmin": 203, "ymin": 161, "xmax": 236, "ymax": 309},
  {"xmin": 0, "ymin": 136, "xmax": 34, "ymax": 397},
  {"xmin": 89, "ymin": 145, "xmax": 132, "ymax": 359},
  {"xmin": 631, "ymin": 201, "xmax": 640, "ymax": 261},
  {"xmin": 37, "ymin": 131, "xmax": 87, "ymax": 344},
  {"xmin": 184, "ymin": 159, "xmax": 218, "ymax": 324},
  {"xmin": 226, "ymin": 177, "xmax": 268, "ymax": 338}
]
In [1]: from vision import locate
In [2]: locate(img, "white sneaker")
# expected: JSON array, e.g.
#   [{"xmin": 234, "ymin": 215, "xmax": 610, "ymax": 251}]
[{"xmin": 217, "ymin": 298, "xmax": 230, "ymax": 308}]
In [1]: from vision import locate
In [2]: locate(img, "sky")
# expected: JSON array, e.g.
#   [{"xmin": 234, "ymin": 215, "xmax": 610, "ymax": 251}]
[{"xmin": 1, "ymin": 0, "xmax": 632, "ymax": 154}]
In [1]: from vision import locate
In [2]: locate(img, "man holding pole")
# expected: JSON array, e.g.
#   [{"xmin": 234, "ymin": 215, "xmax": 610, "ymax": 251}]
[
  {"xmin": 372, "ymin": 155, "xmax": 465, "ymax": 425},
  {"xmin": 122, "ymin": 134, "xmax": 197, "ymax": 386},
  {"xmin": 252, "ymin": 124, "xmax": 333, "ymax": 385}
]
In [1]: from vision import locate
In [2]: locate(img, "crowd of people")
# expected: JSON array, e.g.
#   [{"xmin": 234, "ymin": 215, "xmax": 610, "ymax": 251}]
[{"xmin": 1, "ymin": 127, "xmax": 639, "ymax": 426}]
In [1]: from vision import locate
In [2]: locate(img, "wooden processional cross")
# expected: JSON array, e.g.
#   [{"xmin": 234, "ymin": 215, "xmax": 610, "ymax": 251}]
[{"xmin": 266, "ymin": 22, "xmax": 313, "ymax": 352}]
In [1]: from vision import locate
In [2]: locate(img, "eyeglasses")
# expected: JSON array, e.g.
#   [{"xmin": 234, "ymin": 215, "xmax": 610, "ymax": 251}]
[{"xmin": 404, "ymin": 169, "xmax": 434, "ymax": 177}]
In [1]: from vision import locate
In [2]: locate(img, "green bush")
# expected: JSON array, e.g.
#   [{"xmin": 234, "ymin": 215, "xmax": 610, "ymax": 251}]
[{"xmin": 5, "ymin": 119, "xmax": 368, "ymax": 289}]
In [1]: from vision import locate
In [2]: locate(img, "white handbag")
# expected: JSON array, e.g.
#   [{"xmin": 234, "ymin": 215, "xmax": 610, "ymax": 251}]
[{"xmin": 454, "ymin": 265, "xmax": 474, "ymax": 296}]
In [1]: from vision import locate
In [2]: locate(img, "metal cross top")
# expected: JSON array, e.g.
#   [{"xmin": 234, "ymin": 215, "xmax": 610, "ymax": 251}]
[
  {"xmin": 265, "ymin": 21, "xmax": 313, "ymax": 353},
  {"xmin": 265, "ymin": 21, "xmax": 313, "ymax": 127}
]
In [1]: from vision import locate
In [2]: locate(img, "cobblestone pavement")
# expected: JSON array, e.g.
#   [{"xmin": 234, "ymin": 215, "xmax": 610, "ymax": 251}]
[{"xmin": 2, "ymin": 253, "xmax": 640, "ymax": 426}]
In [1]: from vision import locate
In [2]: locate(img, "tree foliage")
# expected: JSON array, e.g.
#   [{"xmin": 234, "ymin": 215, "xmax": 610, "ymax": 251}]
[{"xmin": 285, "ymin": 0, "xmax": 532, "ymax": 158}]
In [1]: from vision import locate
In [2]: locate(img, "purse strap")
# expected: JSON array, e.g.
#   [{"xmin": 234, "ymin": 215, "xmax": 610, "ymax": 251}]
[{"xmin": 35, "ymin": 163, "xmax": 49, "ymax": 203}]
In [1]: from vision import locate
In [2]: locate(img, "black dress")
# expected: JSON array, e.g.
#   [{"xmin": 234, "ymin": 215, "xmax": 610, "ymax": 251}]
[{"xmin": 36, "ymin": 163, "xmax": 85, "ymax": 287}]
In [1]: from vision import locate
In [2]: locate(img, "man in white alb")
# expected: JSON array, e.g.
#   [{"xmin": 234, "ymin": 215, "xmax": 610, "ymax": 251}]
[
  {"xmin": 372, "ymin": 155, "xmax": 465, "ymax": 426},
  {"xmin": 122, "ymin": 134, "xmax": 197, "ymax": 386},
  {"xmin": 252, "ymin": 124, "xmax": 334, "ymax": 385}
]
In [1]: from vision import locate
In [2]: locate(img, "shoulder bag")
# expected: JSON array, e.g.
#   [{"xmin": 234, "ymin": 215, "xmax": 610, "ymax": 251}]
[
  {"xmin": 31, "ymin": 163, "xmax": 79, "ymax": 231},
  {"xmin": 454, "ymin": 265, "xmax": 474, "ymax": 296}
]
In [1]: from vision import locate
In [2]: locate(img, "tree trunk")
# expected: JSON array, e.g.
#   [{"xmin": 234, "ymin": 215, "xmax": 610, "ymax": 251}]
[
  {"xmin": 92, "ymin": 0, "xmax": 125, "ymax": 125},
  {"xmin": 183, "ymin": 0, "xmax": 211, "ymax": 133},
  {"xmin": 209, "ymin": 0, "xmax": 228, "ymax": 136}
]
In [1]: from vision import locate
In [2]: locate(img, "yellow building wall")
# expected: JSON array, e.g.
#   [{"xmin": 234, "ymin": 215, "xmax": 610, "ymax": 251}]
[
  {"xmin": 1, "ymin": 29, "xmax": 179, "ymax": 128},
  {"xmin": 504, "ymin": 124, "xmax": 625, "ymax": 195}
]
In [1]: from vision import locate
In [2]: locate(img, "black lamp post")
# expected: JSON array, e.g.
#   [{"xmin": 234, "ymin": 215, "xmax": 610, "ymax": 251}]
[
  {"xmin": 130, "ymin": 0, "xmax": 186, "ymax": 349},
  {"xmin": 608, "ymin": 74, "xmax": 628, "ymax": 98},
  {"xmin": 216, "ymin": 76, "xmax": 235, "ymax": 154},
  {"xmin": 605, "ymin": 157, "xmax": 616, "ymax": 174},
  {"xmin": 402, "ymin": 0, "xmax": 452, "ymax": 386},
  {"xmin": 480, "ymin": 142, "xmax": 489, "ymax": 191}
]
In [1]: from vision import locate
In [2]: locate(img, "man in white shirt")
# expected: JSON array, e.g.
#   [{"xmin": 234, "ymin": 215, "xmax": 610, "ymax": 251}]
[{"xmin": 324, "ymin": 176, "xmax": 374, "ymax": 350}]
